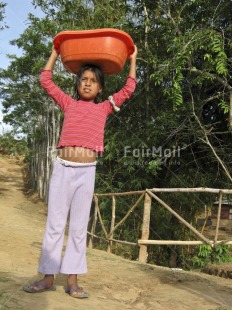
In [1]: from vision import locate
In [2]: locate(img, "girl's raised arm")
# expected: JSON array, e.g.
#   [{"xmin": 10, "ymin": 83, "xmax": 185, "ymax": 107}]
[
  {"xmin": 44, "ymin": 46, "xmax": 59, "ymax": 70},
  {"xmin": 128, "ymin": 45, "xmax": 137, "ymax": 79}
]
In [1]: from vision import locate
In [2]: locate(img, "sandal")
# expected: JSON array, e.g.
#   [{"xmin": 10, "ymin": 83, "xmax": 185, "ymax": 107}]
[
  {"xmin": 23, "ymin": 281, "xmax": 56, "ymax": 293},
  {"xmin": 65, "ymin": 286, "xmax": 89, "ymax": 298}
]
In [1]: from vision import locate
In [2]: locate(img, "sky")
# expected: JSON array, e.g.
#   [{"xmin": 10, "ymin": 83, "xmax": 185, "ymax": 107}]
[{"xmin": 0, "ymin": 0, "xmax": 44, "ymax": 134}]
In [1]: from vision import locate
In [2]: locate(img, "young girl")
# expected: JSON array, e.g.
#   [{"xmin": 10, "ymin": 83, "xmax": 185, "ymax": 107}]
[{"xmin": 23, "ymin": 43, "xmax": 137, "ymax": 298}]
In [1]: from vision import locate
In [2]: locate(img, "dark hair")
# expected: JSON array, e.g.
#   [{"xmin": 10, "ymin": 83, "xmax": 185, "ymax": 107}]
[{"xmin": 74, "ymin": 64, "xmax": 105, "ymax": 103}]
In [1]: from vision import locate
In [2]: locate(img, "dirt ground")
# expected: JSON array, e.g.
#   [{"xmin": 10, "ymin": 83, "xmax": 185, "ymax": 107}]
[{"xmin": 0, "ymin": 156, "xmax": 232, "ymax": 310}]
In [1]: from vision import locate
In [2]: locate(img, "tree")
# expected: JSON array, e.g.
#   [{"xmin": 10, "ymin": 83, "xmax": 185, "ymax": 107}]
[
  {"xmin": 0, "ymin": 131, "xmax": 27, "ymax": 157},
  {"xmin": 0, "ymin": 2, "xmax": 6, "ymax": 30}
]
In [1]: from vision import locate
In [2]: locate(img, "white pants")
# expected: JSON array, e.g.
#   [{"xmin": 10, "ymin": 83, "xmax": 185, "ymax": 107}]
[{"xmin": 38, "ymin": 158, "xmax": 96, "ymax": 275}]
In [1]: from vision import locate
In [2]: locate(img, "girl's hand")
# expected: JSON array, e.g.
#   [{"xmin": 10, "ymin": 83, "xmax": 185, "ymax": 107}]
[
  {"xmin": 128, "ymin": 45, "xmax": 137, "ymax": 79},
  {"xmin": 129, "ymin": 45, "xmax": 138, "ymax": 60},
  {"xmin": 51, "ymin": 45, "xmax": 59, "ymax": 58},
  {"xmin": 43, "ymin": 45, "xmax": 59, "ymax": 70}
]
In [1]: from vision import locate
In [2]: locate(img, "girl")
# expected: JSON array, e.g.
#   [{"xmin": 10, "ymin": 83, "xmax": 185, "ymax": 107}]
[{"xmin": 23, "ymin": 43, "xmax": 137, "ymax": 298}]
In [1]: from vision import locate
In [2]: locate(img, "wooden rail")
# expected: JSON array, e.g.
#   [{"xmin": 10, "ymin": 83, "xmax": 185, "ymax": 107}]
[{"xmin": 88, "ymin": 188, "xmax": 232, "ymax": 263}]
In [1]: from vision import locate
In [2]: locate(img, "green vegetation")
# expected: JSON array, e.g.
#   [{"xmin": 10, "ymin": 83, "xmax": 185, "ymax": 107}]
[
  {"xmin": 187, "ymin": 245, "xmax": 232, "ymax": 269},
  {"xmin": 0, "ymin": 131, "xmax": 28, "ymax": 158}
]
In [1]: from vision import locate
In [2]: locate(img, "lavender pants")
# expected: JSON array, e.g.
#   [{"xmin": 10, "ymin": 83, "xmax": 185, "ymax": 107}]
[{"xmin": 38, "ymin": 157, "xmax": 96, "ymax": 275}]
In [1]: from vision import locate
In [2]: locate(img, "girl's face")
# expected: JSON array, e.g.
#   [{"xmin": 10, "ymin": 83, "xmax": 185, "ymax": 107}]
[{"xmin": 77, "ymin": 69, "xmax": 102, "ymax": 102}]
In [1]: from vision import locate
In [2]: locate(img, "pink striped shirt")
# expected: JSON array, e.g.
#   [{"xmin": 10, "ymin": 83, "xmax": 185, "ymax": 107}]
[{"xmin": 40, "ymin": 70, "xmax": 136, "ymax": 152}]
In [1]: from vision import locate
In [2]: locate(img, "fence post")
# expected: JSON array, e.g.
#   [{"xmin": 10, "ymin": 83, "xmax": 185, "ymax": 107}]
[
  {"xmin": 107, "ymin": 195, "xmax": 116, "ymax": 253},
  {"xmin": 139, "ymin": 192, "xmax": 151, "ymax": 263},
  {"xmin": 214, "ymin": 190, "xmax": 223, "ymax": 246}
]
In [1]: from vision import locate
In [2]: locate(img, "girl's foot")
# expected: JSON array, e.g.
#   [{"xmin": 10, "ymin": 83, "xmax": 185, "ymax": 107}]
[
  {"xmin": 66, "ymin": 274, "xmax": 89, "ymax": 298},
  {"xmin": 23, "ymin": 274, "xmax": 55, "ymax": 293},
  {"xmin": 65, "ymin": 286, "xmax": 89, "ymax": 298}
]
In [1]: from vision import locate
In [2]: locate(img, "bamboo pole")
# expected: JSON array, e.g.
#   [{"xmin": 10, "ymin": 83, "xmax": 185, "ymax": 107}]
[
  {"xmin": 214, "ymin": 191, "xmax": 223, "ymax": 245},
  {"xmin": 95, "ymin": 188, "xmax": 232, "ymax": 196},
  {"xmin": 107, "ymin": 192, "xmax": 145, "ymax": 238},
  {"xmin": 87, "ymin": 231, "xmax": 137, "ymax": 246},
  {"xmin": 88, "ymin": 232, "xmax": 232, "ymax": 247},
  {"xmin": 214, "ymin": 239, "xmax": 232, "ymax": 246},
  {"xmin": 107, "ymin": 238, "xmax": 138, "ymax": 246},
  {"xmin": 87, "ymin": 231, "xmax": 109, "ymax": 243},
  {"xmin": 200, "ymin": 208, "xmax": 211, "ymax": 234},
  {"xmin": 138, "ymin": 240, "xmax": 208, "ymax": 245},
  {"xmin": 149, "ymin": 188, "xmax": 232, "ymax": 194},
  {"xmin": 229, "ymin": 89, "xmax": 232, "ymax": 128},
  {"xmin": 138, "ymin": 193, "xmax": 152, "ymax": 263},
  {"xmin": 95, "ymin": 190, "xmax": 145, "ymax": 197},
  {"xmin": 96, "ymin": 198, "xmax": 108, "ymax": 238},
  {"xmin": 107, "ymin": 195, "xmax": 116, "ymax": 253},
  {"xmin": 146, "ymin": 190, "xmax": 213, "ymax": 246},
  {"xmin": 88, "ymin": 195, "xmax": 99, "ymax": 249}
]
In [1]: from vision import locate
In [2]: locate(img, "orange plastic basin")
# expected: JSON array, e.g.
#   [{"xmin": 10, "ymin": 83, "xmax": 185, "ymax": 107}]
[{"xmin": 53, "ymin": 28, "xmax": 135, "ymax": 75}]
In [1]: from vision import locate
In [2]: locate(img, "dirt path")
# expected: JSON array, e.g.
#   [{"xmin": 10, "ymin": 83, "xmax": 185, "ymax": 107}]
[{"xmin": 0, "ymin": 156, "xmax": 232, "ymax": 310}]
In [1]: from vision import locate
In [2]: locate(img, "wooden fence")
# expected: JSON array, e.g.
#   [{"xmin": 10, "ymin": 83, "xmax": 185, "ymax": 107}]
[{"xmin": 87, "ymin": 187, "xmax": 232, "ymax": 263}]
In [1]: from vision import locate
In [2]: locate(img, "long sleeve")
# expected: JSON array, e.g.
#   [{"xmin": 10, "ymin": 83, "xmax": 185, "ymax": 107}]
[
  {"xmin": 40, "ymin": 70, "xmax": 74, "ymax": 112},
  {"xmin": 100, "ymin": 77, "xmax": 137, "ymax": 116}
]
